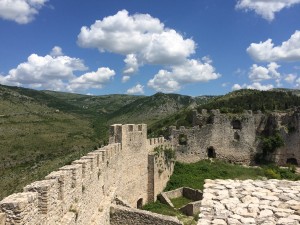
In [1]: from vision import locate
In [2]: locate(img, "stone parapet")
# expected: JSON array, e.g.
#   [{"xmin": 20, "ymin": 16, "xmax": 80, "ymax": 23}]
[{"xmin": 0, "ymin": 124, "xmax": 175, "ymax": 225}]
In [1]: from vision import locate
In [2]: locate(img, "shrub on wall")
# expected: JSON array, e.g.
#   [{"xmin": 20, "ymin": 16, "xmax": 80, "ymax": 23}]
[{"xmin": 154, "ymin": 146, "xmax": 175, "ymax": 165}]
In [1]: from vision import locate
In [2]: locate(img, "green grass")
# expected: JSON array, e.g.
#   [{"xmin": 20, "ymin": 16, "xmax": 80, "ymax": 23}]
[
  {"xmin": 165, "ymin": 160, "xmax": 300, "ymax": 192},
  {"xmin": 165, "ymin": 160, "xmax": 266, "ymax": 191},
  {"xmin": 142, "ymin": 201, "xmax": 197, "ymax": 225},
  {"xmin": 170, "ymin": 196, "xmax": 193, "ymax": 208}
]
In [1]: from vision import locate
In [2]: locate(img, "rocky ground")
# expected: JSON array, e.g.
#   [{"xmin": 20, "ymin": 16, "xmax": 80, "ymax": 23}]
[{"xmin": 198, "ymin": 179, "xmax": 300, "ymax": 225}]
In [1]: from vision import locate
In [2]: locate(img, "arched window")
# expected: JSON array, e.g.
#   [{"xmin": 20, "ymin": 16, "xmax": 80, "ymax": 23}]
[{"xmin": 137, "ymin": 198, "xmax": 143, "ymax": 209}]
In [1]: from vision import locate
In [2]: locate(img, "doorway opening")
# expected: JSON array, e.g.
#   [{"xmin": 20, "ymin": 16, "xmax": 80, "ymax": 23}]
[{"xmin": 207, "ymin": 147, "xmax": 216, "ymax": 158}]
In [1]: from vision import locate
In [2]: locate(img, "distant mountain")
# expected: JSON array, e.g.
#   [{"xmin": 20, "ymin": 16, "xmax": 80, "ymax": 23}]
[
  {"xmin": 42, "ymin": 90, "xmax": 143, "ymax": 114},
  {"xmin": 197, "ymin": 89, "xmax": 300, "ymax": 113},
  {"xmin": 107, "ymin": 92, "xmax": 209, "ymax": 125}
]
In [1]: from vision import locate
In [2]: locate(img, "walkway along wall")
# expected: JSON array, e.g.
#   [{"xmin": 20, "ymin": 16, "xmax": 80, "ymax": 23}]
[{"xmin": 0, "ymin": 124, "xmax": 174, "ymax": 225}]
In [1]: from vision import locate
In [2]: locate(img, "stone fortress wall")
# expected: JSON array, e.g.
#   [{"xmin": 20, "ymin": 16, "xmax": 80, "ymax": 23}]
[
  {"xmin": 170, "ymin": 109, "xmax": 300, "ymax": 166},
  {"xmin": 0, "ymin": 124, "xmax": 175, "ymax": 225},
  {"xmin": 1, "ymin": 109, "xmax": 300, "ymax": 225}
]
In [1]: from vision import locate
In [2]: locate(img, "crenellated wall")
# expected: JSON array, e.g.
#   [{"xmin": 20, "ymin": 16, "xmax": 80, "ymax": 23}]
[{"xmin": 0, "ymin": 124, "xmax": 174, "ymax": 225}]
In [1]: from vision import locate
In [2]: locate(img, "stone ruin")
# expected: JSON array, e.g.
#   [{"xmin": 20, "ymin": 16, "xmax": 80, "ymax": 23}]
[
  {"xmin": 1, "ymin": 108, "xmax": 300, "ymax": 225},
  {"xmin": 0, "ymin": 124, "xmax": 179, "ymax": 225},
  {"xmin": 170, "ymin": 109, "xmax": 300, "ymax": 166}
]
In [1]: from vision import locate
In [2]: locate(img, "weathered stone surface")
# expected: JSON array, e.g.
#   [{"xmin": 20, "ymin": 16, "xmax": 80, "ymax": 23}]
[{"xmin": 197, "ymin": 179, "xmax": 300, "ymax": 225}]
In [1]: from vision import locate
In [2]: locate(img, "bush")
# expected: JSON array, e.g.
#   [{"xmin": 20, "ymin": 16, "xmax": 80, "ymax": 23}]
[
  {"xmin": 262, "ymin": 133, "xmax": 284, "ymax": 154},
  {"xmin": 264, "ymin": 168, "xmax": 281, "ymax": 179}
]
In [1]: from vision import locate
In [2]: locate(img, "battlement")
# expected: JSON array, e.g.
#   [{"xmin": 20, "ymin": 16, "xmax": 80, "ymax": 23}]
[
  {"xmin": 0, "ymin": 124, "xmax": 174, "ymax": 225},
  {"xmin": 0, "ymin": 142, "xmax": 122, "ymax": 225},
  {"xmin": 109, "ymin": 124, "xmax": 147, "ymax": 145}
]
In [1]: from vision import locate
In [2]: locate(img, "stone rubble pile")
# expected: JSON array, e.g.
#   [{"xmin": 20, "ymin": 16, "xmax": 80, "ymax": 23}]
[{"xmin": 198, "ymin": 179, "xmax": 300, "ymax": 225}]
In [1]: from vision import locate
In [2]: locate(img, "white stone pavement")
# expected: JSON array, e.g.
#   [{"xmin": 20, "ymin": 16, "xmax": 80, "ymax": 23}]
[{"xmin": 198, "ymin": 179, "xmax": 300, "ymax": 225}]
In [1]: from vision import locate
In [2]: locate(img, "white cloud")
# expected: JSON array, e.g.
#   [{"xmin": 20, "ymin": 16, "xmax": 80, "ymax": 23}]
[
  {"xmin": 1, "ymin": 52, "xmax": 87, "ymax": 87},
  {"xmin": 50, "ymin": 46, "xmax": 63, "ymax": 57},
  {"xmin": 148, "ymin": 59, "xmax": 220, "ymax": 92},
  {"xmin": 123, "ymin": 54, "xmax": 139, "ymax": 74},
  {"xmin": 296, "ymin": 78, "xmax": 300, "ymax": 87},
  {"xmin": 285, "ymin": 74, "xmax": 297, "ymax": 83},
  {"xmin": 68, "ymin": 67, "xmax": 115, "ymax": 92},
  {"xmin": 247, "ymin": 82, "xmax": 274, "ymax": 90},
  {"xmin": 78, "ymin": 10, "xmax": 220, "ymax": 92},
  {"xmin": 236, "ymin": 0, "xmax": 300, "ymax": 21},
  {"xmin": 0, "ymin": 47, "xmax": 116, "ymax": 92},
  {"xmin": 248, "ymin": 62, "xmax": 280, "ymax": 81},
  {"xmin": 232, "ymin": 82, "xmax": 273, "ymax": 91},
  {"xmin": 77, "ymin": 10, "xmax": 195, "ymax": 67},
  {"xmin": 0, "ymin": 0, "xmax": 48, "ymax": 24},
  {"xmin": 247, "ymin": 30, "xmax": 300, "ymax": 62},
  {"xmin": 126, "ymin": 84, "xmax": 144, "ymax": 95},
  {"xmin": 232, "ymin": 83, "xmax": 244, "ymax": 91},
  {"xmin": 122, "ymin": 76, "xmax": 130, "ymax": 83},
  {"xmin": 148, "ymin": 70, "xmax": 180, "ymax": 93}
]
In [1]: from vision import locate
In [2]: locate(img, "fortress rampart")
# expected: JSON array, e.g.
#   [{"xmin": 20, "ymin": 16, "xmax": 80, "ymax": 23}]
[
  {"xmin": 170, "ymin": 109, "xmax": 300, "ymax": 166},
  {"xmin": 0, "ymin": 124, "xmax": 175, "ymax": 225}
]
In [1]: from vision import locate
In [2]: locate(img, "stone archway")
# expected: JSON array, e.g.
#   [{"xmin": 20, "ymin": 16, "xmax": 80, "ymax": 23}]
[
  {"xmin": 137, "ymin": 198, "xmax": 143, "ymax": 209},
  {"xmin": 286, "ymin": 158, "xmax": 298, "ymax": 166},
  {"xmin": 207, "ymin": 146, "xmax": 216, "ymax": 158}
]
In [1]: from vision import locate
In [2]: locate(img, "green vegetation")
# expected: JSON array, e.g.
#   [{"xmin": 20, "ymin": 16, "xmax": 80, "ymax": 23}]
[
  {"xmin": 165, "ymin": 160, "xmax": 300, "ymax": 191},
  {"xmin": 154, "ymin": 146, "xmax": 176, "ymax": 164},
  {"xmin": 262, "ymin": 164, "xmax": 300, "ymax": 180},
  {"xmin": 165, "ymin": 160, "xmax": 265, "ymax": 191},
  {"xmin": 197, "ymin": 89, "xmax": 300, "ymax": 113},
  {"xmin": 142, "ymin": 201, "xmax": 197, "ymax": 225},
  {"xmin": 170, "ymin": 196, "xmax": 193, "ymax": 208},
  {"xmin": 255, "ymin": 132, "xmax": 285, "ymax": 164},
  {"xmin": 261, "ymin": 133, "xmax": 284, "ymax": 154}
]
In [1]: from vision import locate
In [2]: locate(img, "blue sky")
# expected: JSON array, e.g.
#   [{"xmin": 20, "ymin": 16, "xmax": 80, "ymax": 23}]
[{"xmin": 0, "ymin": 0, "xmax": 299, "ymax": 96}]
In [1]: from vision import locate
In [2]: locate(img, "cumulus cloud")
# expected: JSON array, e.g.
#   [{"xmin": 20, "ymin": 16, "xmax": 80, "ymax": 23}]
[
  {"xmin": 249, "ymin": 62, "xmax": 280, "ymax": 81},
  {"xmin": 247, "ymin": 30, "xmax": 300, "ymax": 62},
  {"xmin": 68, "ymin": 67, "xmax": 115, "ymax": 92},
  {"xmin": 2, "ymin": 52, "xmax": 87, "ymax": 87},
  {"xmin": 78, "ymin": 10, "xmax": 220, "ymax": 92},
  {"xmin": 123, "ymin": 54, "xmax": 139, "ymax": 74},
  {"xmin": 236, "ymin": 0, "xmax": 300, "ymax": 21},
  {"xmin": 232, "ymin": 82, "xmax": 274, "ymax": 91},
  {"xmin": 0, "ymin": 47, "xmax": 115, "ymax": 92},
  {"xmin": 148, "ymin": 59, "xmax": 220, "ymax": 92},
  {"xmin": 50, "ymin": 46, "xmax": 63, "ymax": 57},
  {"xmin": 232, "ymin": 83, "xmax": 243, "ymax": 91},
  {"xmin": 284, "ymin": 74, "xmax": 297, "ymax": 83},
  {"xmin": 0, "ymin": 0, "xmax": 48, "ymax": 24},
  {"xmin": 122, "ymin": 75, "xmax": 130, "ymax": 83},
  {"xmin": 78, "ymin": 10, "xmax": 195, "ymax": 67},
  {"xmin": 126, "ymin": 84, "xmax": 144, "ymax": 95},
  {"xmin": 247, "ymin": 82, "xmax": 274, "ymax": 90}
]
